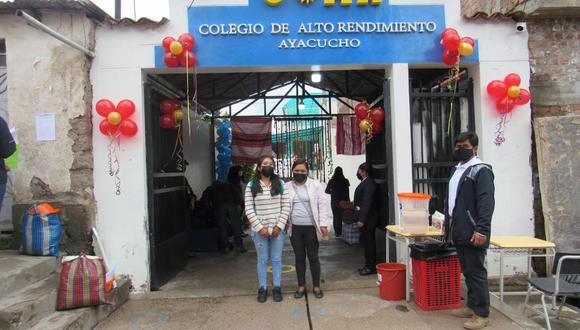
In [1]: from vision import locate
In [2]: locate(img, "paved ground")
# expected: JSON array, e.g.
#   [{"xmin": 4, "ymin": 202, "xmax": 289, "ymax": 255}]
[
  {"xmin": 96, "ymin": 287, "xmax": 522, "ymax": 330},
  {"xmin": 96, "ymin": 234, "xmax": 524, "ymax": 329}
]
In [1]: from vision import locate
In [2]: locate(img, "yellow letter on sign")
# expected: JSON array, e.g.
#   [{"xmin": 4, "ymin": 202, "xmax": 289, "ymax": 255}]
[
  {"xmin": 341, "ymin": 0, "xmax": 352, "ymax": 6},
  {"xmin": 265, "ymin": 0, "xmax": 284, "ymax": 6},
  {"xmin": 371, "ymin": 0, "xmax": 382, "ymax": 5},
  {"xmin": 324, "ymin": 0, "xmax": 335, "ymax": 5},
  {"xmin": 357, "ymin": 0, "xmax": 369, "ymax": 5}
]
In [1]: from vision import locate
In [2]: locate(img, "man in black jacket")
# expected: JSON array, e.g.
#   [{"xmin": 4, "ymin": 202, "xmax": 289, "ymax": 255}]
[
  {"xmin": 444, "ymin": 132, "xmax": 494, "ymax": 330},
  {"xmin": 353, "ymin": 163, "xmax": 378, "ymax": 276}
]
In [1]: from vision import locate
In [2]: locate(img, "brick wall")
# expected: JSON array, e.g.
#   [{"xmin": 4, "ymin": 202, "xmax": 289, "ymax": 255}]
[{"xmin": 528, "ymin": 17, "xmax": 580, "ymax": 117}]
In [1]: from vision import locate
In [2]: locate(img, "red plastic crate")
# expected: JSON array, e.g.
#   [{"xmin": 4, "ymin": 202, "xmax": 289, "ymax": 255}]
[{"xmin": 412, "ymin": 255, "xmax": 462, "ymax": 311}]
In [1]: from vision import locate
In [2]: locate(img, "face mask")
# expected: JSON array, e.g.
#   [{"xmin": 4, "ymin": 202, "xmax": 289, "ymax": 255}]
[
  {"xmin": 357, "ymin": 173, "xmax": 363, "ymax": 181},
  {"xmin": 453, "ymin": 148, "xmax": 474, "ymax": 162},
  {"xmin": 293, "ymin": 173, "xmax": 307, "ymax": 183},
  {"xmin": 238, "ymin": 171, "xmax": 243, "ymax": 177},
  {"xmin": 260, "ymin": 166, "xmax": 274, "ymax": 177}
]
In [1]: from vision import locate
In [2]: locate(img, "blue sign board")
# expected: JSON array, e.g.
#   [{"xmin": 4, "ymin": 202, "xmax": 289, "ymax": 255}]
[{"xmin": 154, "ymin": 0, "xmax": 478, "ymax": 68}]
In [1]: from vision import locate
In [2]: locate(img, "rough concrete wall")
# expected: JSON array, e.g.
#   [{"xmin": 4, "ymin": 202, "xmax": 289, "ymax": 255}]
[
  {"xmin": 528, "ymin": 17, "xmax": 580, "ymax": 117},
  {"xmin": 534, "ymin": 115, "xmax": 580, "ymax": 252},
  {"xmin": 1, "ymin": 11, "xmax": 96, "ymax": 252}
]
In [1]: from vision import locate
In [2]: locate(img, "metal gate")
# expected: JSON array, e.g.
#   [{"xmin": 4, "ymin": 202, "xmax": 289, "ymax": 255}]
[
  {"xmin": 144, "ymin": 83, "xmax": 189, "ymax": 290},
  {"xmin": 272, "ymin": 117, "xmax": 333, "ymax": 182},
  {"xmin": 410, "ymin": 78, "xmax": 475, "ymax": 213}
]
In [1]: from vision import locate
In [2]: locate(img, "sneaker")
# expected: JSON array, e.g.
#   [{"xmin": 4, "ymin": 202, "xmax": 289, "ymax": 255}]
[
  {"xmin": 237, "ymin": 246, "xmax": 248, "ymax": 253},
  {"xmin": 463, "ymin": 315, "xmax": 489, "ymax": 330},
  {"xmin": 451, "ymin": 307, "xmax": 475, "ymax": 318},
  {"xmin": 257, "ymin": 287, "xmax": 268, "ymax": 303},
  {"xmin": 272, "ymin": 287, "xmax": 283, "ymax": 302}
]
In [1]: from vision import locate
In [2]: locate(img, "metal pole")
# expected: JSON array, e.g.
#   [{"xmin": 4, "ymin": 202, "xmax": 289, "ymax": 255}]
[
  {"xmin": 16, "ymin": 10, "xmax": 96, "ymax": 58},
  {"xmin": 115, "ymin": 0, "xmax": 122, "ymax": 20}
]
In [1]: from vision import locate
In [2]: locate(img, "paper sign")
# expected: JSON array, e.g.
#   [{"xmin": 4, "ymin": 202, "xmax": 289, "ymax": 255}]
[{"xmin": 35, "ymin": 113, "xmax": 56, "ymax": 141}]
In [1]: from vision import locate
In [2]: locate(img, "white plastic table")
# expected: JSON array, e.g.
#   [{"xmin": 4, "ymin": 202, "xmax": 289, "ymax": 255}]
[
  {"xmin": 385, "ymin": 225, "xmax": 444, "ymax": 301},
  {"xmin": 488, "ymin": 236, "xmax": 556, "ymax": 302}
]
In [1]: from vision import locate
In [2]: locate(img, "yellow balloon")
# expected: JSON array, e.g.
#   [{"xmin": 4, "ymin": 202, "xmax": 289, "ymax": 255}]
[
  {"xmin": 174, "ymin": 109, "xmax": 185, "ymax": 121},
  {"xmin": 107, "ymin": 111, "xmax": 122, "ymax": 126},
  {"xmin": 170, "ymin": 41, "xmax": 183, "ymax": 56},
  {"xmin": 359, "ymin": 119, "xmax": 372, "ymax": 132},
  {"xmin": 458, "ymin": 42, "xmax": 474, "ymax": 56},
  {"xmin": 507, "ymin": 86, "xmax": 521, "ymax": 98}
]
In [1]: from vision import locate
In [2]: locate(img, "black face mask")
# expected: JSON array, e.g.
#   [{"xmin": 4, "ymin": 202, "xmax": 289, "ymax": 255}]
[
  {"xmin": 293, "ymin": 173, "xmax": 307, "ymax": 183},
  {"xmin": 357, "ymin": 173, "xmax": 363, "ymax": 181},
  {"xmin": 260, "ymin": 166, "xmax": 274, "ymax": 177},
  {"xmin": 453, "ymin": 148, "xmax": 474, "ymax": 162}
]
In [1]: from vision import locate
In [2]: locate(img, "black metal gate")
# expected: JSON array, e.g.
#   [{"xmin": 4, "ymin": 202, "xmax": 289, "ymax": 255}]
[
  {"xmin": 145, "ymin": 83, "xmax": 189, "ymax": 290},
  {"xmin": 410, "ymin": 77, "xmax": 475, "ymax": 213}
]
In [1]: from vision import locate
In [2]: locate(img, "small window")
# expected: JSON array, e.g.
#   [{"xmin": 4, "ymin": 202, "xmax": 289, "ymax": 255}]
[{"xmin": 0, "ymin": 39, "xmax": 6, "ymax": 67}]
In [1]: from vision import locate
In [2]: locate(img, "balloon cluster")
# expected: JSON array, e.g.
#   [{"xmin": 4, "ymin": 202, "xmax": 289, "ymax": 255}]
[
  {"xmin": 486, "ymin": 73, "xmax": 531, "ymax": 146},
  {"xmin": 215, "ymin": 121, "xmax": 232, "ymax": 182},
  {"xmin": 486, "ymin": 73, "xmax": 531, "ymax": 114},
  {"xmin": 96, "ymin": 99, "xmax": 138, "ymax": 138},
  {"xmin": 162, "ymin": 33, "xmax": 196, "ymax": 68},
  {"xmin": 159, "ymin": 99, "xmax": 185, "ymax": 129},
  {"xmin": 354, "ymin": 102, "xmax": 385, "ymax": 142},
  {"xmin": 440, "ymin": 28, "xmax": 475, "ymax": 66}
]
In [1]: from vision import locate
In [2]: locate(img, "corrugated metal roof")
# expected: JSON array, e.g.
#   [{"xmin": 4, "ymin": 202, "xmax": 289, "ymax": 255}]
[
  {"xmin": 461, "ymin": 0, "xmax": 530, "ymax": 19},
  {"xmin": 0, "ymin": 0, "xmax": 112, "ymax": 21},
  {"xmin": 0, "ymin": 0, "xmax": 168, "ymax": 25}
]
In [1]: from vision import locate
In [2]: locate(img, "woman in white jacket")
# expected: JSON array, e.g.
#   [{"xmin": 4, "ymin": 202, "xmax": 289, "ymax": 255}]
[{"xmin": 285, "ymin": 159, "xmax": 330, "ymax": 299}]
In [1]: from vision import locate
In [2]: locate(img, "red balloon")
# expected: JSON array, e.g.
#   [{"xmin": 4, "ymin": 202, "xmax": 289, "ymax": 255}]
[
  {"xmin": 460, "ymin": 37, "xmax": 475, "ymax": 47},
  {"xmin": 159, "ymin": 114, "xmax": 175, "ymax": 129},
  {"xmin": 171, "ymin": 100, "xmax": 182, "ymax": 111},
  {"xmin": 119, "ymin": 119, "xmax": 138, "ymax": 137},
  {"xmin": 442, "ymin": 33, "xmax": 461, "ymax": 51},
  {"xmin": 370, "ymin": 107, "xmax": 384, "ymax": 125},
  {"xmin": 515, "ymin": 89, "xmax": 531, "ymax": 105},
  {"xmin": 178, "ymin": 33, "xmax": 195, "ymax": 51},
  {"xmin": 99, "ymin": 119, "xmax": 118, "ymax": 136},
  {"xmin": 372, "ymin": 121, "xmax": 383, "ymax": 135},
  {"xmin": 496, "ymin": 97, "xmax": 515, "ymax": 114},
  {"xmin": 442, "ymin": 49, "xmax": 459, "ymax": 66},
  {"xmin": 178, "ymin": 51, "xmax": 196, "ymax": 68},
  {"xmin": 486, "ymin": 80, "xmax": 507, "ymax": 98},
  {"xmin": 163, "ymin": 53, "xmax": 179, "ymax": 68},
  {"xmin": 440, "ymin": 28, "xmax": 458, "ymax": 40},
  {"xmin": 162, "ymin": 36, "xmax": 175, "ymax": 52},
  {"xmin": 96, "ymin": 99, "xmax": 116, "ymax": 118},
  {"xmin": 504, "ymin": 73, "xmax": 521, "ymax": 87},
  {"xmin": 116, "ymin": 99, "xmax": 135, "ymax": 119},
  {"xmin": 354, "ymin": 103, "xmax": 370, "ymax": 120},
  {"xmin": 160, "ymin": 99, "xmax": 175, "ymax": 114}
]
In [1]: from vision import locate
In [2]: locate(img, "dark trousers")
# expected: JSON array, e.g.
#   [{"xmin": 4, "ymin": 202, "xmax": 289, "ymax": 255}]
[
  {"xmin": 361, "ymin": 216, "xmax": 377, "ymax": 268},
  {"xmin": 456, "ymin": 245, "xmax": 490, "ymax": 317},
  {"xmin": 290, "ymin": 225, "xmax": 321, "ymax": 287},
  {"xmin": 331, "ymin": 205, "xmax": 343, "ymax": 236},
  {"xmin": 214, "ymin": 203, "xmax": 242, "ymax": 250}
]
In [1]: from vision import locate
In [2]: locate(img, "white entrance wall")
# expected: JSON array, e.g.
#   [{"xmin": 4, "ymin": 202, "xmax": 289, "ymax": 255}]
[{"xmin": 92, "ymin": 0, "xmax": 533, "ymax": 291}]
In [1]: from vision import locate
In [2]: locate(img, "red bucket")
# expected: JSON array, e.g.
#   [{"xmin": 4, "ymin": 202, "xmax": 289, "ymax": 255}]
[{"xmin": 376, "ymin": 263, "xmax": 406, "ymax": 301}]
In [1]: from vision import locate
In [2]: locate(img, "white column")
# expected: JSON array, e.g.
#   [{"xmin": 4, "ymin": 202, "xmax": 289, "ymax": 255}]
[{"xmin": 388, "ymin": 63, "xmax": 413, "ymax": 227}]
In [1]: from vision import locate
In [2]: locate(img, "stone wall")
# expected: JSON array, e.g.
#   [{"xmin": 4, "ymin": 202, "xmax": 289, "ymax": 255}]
[
  {"xmin": 528, "ymin": 17, "xmax": 580, "ymax": 118},
  {"xmin": 528, "ymin": 16, "xmax": 580, "ymax": 254},
  {"xmin": 534, "ymin": 116, "xmax": 580, "ymax": 252},
  {"xmin": 0, "ymin": 11, "xmax": 96, "ymax": 253}
]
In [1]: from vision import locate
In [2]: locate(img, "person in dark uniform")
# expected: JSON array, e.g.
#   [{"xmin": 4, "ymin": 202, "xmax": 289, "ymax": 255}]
[
  {"xmin": 0, "ymin": 117, "xmax": 16, "ymax": 212},
  {"xmin": 325, "ymin": 167, "xmax": 350, "ymax": 237},
  {"xmin": 353, "ymin": 163, "xmax": 378, "ymax": 276},
  {"xmin": 444, "ymin": 132, "xmax": 495, "ymax": 330}
]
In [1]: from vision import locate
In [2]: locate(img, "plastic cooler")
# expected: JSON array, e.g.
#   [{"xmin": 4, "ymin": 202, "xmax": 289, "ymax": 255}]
[
  {"xmin": 397, "ymin": 193, "xmax": 431, "ymax": 233},
  {"xmin": 411, "ymin": 243, "xmax": 461, "ymax": 311}
]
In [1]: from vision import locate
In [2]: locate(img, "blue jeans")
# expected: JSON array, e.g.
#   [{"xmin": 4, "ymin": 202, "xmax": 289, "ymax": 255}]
[
  {"xmin": 0, "ymin": 183, "xmax": 6, "ymax": 213},
  {"xmin": 251, "ymin": 229, "xmax": 286, "ymax": 289}
]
